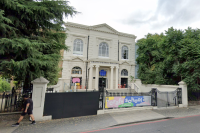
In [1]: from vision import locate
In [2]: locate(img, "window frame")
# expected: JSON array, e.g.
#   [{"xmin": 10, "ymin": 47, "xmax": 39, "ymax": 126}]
[
  {"xmin": 121, "ymin": 45, "xmax": 129, "ymax": 60},
  {"xmin": 98, "ymin": 42, "xmax": 109, "ymax": 57},
  {"xmin": 73, "ymin": 39, "xmax": 83, "ymax": 55},
  {"xmin": 121, "ymin": 69, "xmax": 128, "ymax": 76},
  {"xmin": 72, "ymin": 66, "xmax": 82, "ymax": 74}
]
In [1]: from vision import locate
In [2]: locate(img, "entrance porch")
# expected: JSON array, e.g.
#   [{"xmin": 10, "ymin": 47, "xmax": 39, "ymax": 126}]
[{"xmin": 88, "ymin": 64, "xmax": 119, "ymax": 90}]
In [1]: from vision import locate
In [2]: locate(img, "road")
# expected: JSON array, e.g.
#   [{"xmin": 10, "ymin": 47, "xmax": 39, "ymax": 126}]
[{"xmin": 81, "ymin": 114, "xmax": 200, "ymax": 133}]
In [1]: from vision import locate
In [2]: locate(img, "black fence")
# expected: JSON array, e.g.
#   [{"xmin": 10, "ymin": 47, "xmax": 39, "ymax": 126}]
[
  {"xmin": 46, "ymin": 88, "xmax": 54, "ymax": 93},
  {"xmin": 43, "ymin": 92, "xmax": 100, "ymax": 119},
  {"xmin": 188, "ymin": 90, "xmax": 200, "ymax": 101},
  {"xmin": 106, "ymin": 92, "xmax": 152, "ymax": 97},
  {"xmin": 0, "ymin": 88, "xmax": 32, "ymax": 113}
]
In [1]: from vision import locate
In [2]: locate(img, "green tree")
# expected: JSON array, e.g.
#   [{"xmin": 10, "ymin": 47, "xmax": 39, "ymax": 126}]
[
  {"xmin": 0, "ymin": 77, "xmax": 11, "ymax": 92},
  {"xmin": 136, "ymin": 27, "xmax": 200, "ymax": 91},
  {"xmin": 0, "ymin": 0, "xmax": 77, "ymax": 89}
]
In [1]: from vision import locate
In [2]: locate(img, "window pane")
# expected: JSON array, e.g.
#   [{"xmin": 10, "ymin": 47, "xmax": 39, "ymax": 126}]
[
  {"xmin": 72, "ymin": 67, "xmax": 82, "ymax": 74},
  {"xmin": 122, "ymin": 46, "xmax": 128, "ymax": 59},
  {"xmin": 73, "ymin": 39, "xmax": 83, "ymax": 55},
  {"xmin": 99, "ymin": 42, "xmax": 109, "ymax": 57},
  {"xmin": 121, "ymin": 69, "xmax": 128, "ymax": 76}
]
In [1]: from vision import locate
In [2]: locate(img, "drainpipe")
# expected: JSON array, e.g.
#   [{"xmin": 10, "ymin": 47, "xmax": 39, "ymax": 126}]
[
  {"xmin": 118, "ymin": 40, "xmax": 119, "ymax": 61},
  {"xmin": 85, "ymin": 36, "xmax": 89, "ymax": 92}
]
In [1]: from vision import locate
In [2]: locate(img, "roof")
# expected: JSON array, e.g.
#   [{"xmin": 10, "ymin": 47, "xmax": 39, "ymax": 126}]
[{"xmin": 65, "ymin": 22, "xmax": 137, "ymax": 39}]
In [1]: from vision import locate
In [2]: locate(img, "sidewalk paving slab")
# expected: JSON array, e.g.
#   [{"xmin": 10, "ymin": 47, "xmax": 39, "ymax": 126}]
[
  {"xmin": 1, "ymin": 106, "xmax": 200, "ymax": 133},
  {"xmin": 109, "ymin": 110, "xmax": 166, "ymax": 125}
]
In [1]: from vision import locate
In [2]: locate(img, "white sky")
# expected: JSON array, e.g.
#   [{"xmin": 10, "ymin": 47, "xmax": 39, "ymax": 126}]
[{"xmin": 65, "ymin": 0, "xmax": 200, "ymax": 41}]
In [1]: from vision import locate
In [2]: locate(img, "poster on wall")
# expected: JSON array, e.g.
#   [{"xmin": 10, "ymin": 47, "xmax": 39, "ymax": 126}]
[{"xmin": 105, "ymin": 96, "xmax": 151, "ymax": 108}]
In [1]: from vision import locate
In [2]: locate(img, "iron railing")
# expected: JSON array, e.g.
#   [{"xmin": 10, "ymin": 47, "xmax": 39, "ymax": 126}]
[{"xmin": 0, "ymin": 88, "xmax": 32, "ymax": 113}]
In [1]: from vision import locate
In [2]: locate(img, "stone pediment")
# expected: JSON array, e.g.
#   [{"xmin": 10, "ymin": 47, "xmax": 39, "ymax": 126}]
[
  {"xmin": 91, "ymin": 24, "xmax": 118, "ymax": 34},
  {"xmin": 71, "ymin": 57, "xmax": 85, "ymax": 61},
  {"xmin": 65, "ymin": 22, "xmax": 137, "ymax": 39},
  {"xmin": 120, "ymin": 61, "xmax": 130, "ymax": 65}
]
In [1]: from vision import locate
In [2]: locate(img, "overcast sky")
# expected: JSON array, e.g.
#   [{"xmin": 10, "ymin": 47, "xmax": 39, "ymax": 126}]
[{"xmin": 65, "ymin": 0, "xmax": 200, "ymax": 41}]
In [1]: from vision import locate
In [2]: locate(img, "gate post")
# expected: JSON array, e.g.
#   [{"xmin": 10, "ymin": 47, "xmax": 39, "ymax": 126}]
[
  {"xmin": 31, "ymin": 77, "xmax": 52, "ymax": 121},
  {"xmin": 151, "ymin": 88, "xmax": 157, "ymax": 106},
  {"xmin": 178, "ymin": 81, "xmax": 188, "ymax": 107}
]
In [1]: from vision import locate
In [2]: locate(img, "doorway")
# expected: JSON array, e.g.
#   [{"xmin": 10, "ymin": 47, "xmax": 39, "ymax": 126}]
[
  {"xmin": 99, "ymin": 78, "xmax": 106, "ymax": 88},
  {"xmin": 121, "ymin": 78, "xmax": 128, "ymax": 88}
]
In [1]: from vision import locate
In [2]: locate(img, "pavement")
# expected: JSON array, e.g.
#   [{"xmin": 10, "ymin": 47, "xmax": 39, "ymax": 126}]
[
  {"xmin": 1, "ymin": 105, "xmax": 200, "ymax": 133},
  {"xmin": 83, "ymin": 114, "xmax": 200, "ymax": 133}
]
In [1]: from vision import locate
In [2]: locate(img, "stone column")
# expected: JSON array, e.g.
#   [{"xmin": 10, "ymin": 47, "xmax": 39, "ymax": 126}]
[
  {"xmin": 110, "ymin": 66, "xmax": 114, "ymax": 89},
  {"xmin": 95, "ymin": 65, "xmax": 99, "ymax": 90},
  {"xmin": 31, "ymin": 77, "xmax": 52, "ymax": 121},
  {"xmin": 115, "ymin": 66, "xmax": 119, "ymax": 89},
  {"xmin": 178, "ymin": 81, "xmax": 188, "ymax": 107},
  {"xmin": 89, "ymin": 65, "xmax": 94, "ymax": 90}
]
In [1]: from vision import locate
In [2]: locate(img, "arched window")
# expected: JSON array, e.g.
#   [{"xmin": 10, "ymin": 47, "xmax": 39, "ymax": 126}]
[
  {"xmin": 99, "ymin": 42, "xmax": 109, "ymax": 57},
  {"xmin": 72, "ymin": 66, "xmax": 82, "ymax": 74},
  {"xmin": 121, "ymin": 46, "xmax": 128, "ymax": 59},
  {"xmin": 73, "ymin": 39, "xmax": 83, "ymax": 55},
  {"xmin": 121, "ymin": 69, "xmax": 128, "ymax": 76}
]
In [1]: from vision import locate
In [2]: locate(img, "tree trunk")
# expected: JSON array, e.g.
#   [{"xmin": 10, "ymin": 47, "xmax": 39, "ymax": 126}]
[{"xmin": 23, "ymin": 73, "xmax": 31, "ymax": 93}]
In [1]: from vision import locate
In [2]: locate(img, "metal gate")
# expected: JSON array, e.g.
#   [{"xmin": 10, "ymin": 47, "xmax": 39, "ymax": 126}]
[
  {"xmin": 157, "ymin": 88, "xmax": 182, "ymax": 108},
  {"xmin": 99, "ymin": 87, "xmax": 104, "ymax": 109}
]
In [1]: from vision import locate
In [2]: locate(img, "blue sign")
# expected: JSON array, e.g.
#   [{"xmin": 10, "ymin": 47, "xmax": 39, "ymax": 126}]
[{"xmin": 99, "ymin": 70, "xmax": 106, "ymax": 76}]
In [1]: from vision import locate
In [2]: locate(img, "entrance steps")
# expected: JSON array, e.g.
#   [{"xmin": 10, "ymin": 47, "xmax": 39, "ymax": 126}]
[{"xmin": 98, "ymin": 106, "xmax": 153, "ymax": 114}]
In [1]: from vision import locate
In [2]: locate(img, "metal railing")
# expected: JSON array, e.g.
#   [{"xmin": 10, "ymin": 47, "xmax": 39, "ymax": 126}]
[
  {"xmin": 105, "ymin": 92, "xmax": 150, "ymax": 97},
  {"xmin": 0, "ymin": 88, "xmax": 32, "ymax": 113}
]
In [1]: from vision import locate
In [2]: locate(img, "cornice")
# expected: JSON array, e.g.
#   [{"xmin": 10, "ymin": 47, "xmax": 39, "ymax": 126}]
[
  {"xmin": 88, "ymin": 58, "xmax": 119, "ymax": 63},
  {"xmin": 65, "ymin": 22, "xmax": 137, "ymax": 39}
]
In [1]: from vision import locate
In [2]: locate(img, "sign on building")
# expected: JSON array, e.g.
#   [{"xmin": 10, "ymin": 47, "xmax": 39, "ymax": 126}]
[{"xmin": 105, "ymin": 96, "xmax": 151, "ymax": 108}]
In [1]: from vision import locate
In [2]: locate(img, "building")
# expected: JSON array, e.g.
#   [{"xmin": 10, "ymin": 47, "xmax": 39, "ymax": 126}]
[{"xmin": 56, "ymin": 22, "xmax": 137, "ymax": 92}]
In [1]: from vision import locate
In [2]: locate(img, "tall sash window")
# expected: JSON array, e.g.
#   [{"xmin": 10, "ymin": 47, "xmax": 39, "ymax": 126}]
[
  {"xmin": 73, "ymin": 39, "xmax": 83, "ymax": 55},
  {"xmin": 122, "ymin": 46, "xmax": 128, "ymax": 59},
  {"xmin": 99, "ymin": 42, "xmax": 109, "ymax": 57}
]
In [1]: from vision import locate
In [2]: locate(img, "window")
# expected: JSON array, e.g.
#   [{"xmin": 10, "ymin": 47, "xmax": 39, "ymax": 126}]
[
  {"xmin": 121, "ymin": 69, "xmax": 128, "ymax": 76},
  {"xmin": 99, "ymin": 42, "xmax": 109, "ymax": 57},
  {"xmin": 73, "ymin": 39, "xmax": 83, "ymax": 55},
  {"xmin": 72, "ymin": 67, "xmax": 82, "ymax": 74},
  {"xmin": 121, "ymin": 46, "xmax": 128, "ymax": 59}
]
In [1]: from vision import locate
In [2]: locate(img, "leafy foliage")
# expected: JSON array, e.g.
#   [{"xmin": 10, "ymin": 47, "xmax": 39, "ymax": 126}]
[
  {"xmin": 136, "ymin": 27, "xmax": 200, "ymax": 91},
  {"xmin": 0, "ymin": 77, "xmax": 11, "ymax": 92},
  {"xmin": 0, "ymin": 0, "xmax": 77, "ymax": 88}
]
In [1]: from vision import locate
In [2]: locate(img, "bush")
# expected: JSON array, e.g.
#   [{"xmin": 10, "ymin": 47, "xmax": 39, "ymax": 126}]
[{"xmin": 0, "ymin": 77, "xmax": 11, "ymax": 92}]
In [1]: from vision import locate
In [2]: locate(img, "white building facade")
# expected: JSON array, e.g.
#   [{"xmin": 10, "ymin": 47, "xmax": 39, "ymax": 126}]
[{"xmin": 57, "ymin": 22, "xmax": 137, "ymax": 91}]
